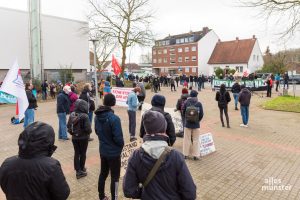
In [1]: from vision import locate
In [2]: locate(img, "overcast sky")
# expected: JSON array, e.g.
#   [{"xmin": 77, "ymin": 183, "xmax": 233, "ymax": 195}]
[{"xmin": 0, "ymin": 0, "xmax": 299, "ymax": 63}]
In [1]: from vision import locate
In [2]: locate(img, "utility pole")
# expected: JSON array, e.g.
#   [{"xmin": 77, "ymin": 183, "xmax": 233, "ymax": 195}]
[{"xmin": 90, "ymin": 39, "xmax": 99, "ymax": 108}]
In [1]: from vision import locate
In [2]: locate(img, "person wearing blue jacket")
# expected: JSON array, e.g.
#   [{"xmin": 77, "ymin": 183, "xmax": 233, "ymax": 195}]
[
  {"xmin": 126, "ymin": 87, "xmax": 141, "ymax": 142},
  {"xmin": 94, "ymin": 93, "xmax": 124, "ymax": 200},
  {"xmin": 56, "ymin": 86, "xmax": 71, "ymax": 140}
]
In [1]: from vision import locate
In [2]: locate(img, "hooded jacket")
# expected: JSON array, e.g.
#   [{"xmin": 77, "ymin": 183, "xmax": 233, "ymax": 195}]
[
  {"xmin": 103, "ymin": 81, "xmax": 111, "ymax": 94},
  {"xmin": 26, "ymin": 89, "xmax": 37, "ymax": 109},
  {"xmin": 79, "ymin": 89, "xmax": 95, "ymax": 112},
  {"xmin": 176, "ymin": 94, "xmax": 189, "ymax": 113},
  {"xmin": 182, "ymin": 97, "xmax": 204, "ymax": 129},
  {"xmin": 238, "ymin": 88, "xmax": 252, "ymax": 106},
  {"xmin": 68, "ymin": 91, "xmax": 78, "ymax": 112},
  {"xmin": 123, "ymin": 135, "xmax": 196, "ymax": 200},
  {"xmin": 67, "ymin": 99, "xmax": 92, "ymax": 140},
  {"xmin": 57, "ymin": 90, "xmax": 71, "ymax": 114},
  {"xmin": 0, "ymin": 122, "xmax": 70, "ymax": 200},
  {"xmin": 139, "ymin": 106, "xmax": 176, "ymax": 146},
  {"xmin": 94, "ymin": 106, "xmax": 124, "ymax": 157}
]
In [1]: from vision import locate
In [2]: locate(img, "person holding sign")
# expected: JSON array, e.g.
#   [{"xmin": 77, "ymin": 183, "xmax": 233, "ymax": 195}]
[
  {"xmin": 123, "ymin": 110, "xmax": 196, "ymax": 199},
  {"xmin": 94, "ymin": 93, "xmax": 124, "ymax": 200}
]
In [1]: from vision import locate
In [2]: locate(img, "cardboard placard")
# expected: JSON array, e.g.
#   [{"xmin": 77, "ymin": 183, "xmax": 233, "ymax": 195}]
[
  {"xmin": 120, "ymin": 140, "xmax": 141, "ymax": 177},
  {"xmin": 199, "ymin": 133, "xmax": 216, "ymax": 156}
]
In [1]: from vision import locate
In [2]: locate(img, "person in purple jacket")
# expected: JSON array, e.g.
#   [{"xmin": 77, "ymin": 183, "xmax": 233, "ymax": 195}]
[
  {"xmin": 123, "ymin": 110, "xmax": 196, "ymax": 200},
  {"xmin": 69, "ymin": 85, "xmax": 78, "ymax": 113}
]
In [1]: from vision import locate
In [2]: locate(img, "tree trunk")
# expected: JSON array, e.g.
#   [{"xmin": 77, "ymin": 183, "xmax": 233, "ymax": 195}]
[{"xmin": 121, "ymin": 46, "xmax": 127, "ymax": 76}]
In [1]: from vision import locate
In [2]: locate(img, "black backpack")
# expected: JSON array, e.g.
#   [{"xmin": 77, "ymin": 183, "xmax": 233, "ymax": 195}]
[
  {"xmin": 218, "ymin": 92, "xmax": 227, "ymax": 107},
  {"xmin": 67, "ymin": 113, "xmax": 84, "ymax": 137},
  {"xmin": 185, "ymin": 102, "xmax": 199, "ymax": 123}
]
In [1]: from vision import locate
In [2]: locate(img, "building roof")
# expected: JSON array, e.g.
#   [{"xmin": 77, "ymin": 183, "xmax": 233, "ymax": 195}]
[{"xmin": 208, "ymin": 38, "xmax": 257, "ymax": 64}]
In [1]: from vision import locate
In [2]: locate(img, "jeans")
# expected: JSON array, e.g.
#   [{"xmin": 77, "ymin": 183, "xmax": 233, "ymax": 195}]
[
  {"xmin": 233, "ymin": 93, "xmax": 239, "ymax": 108},
  {"xmin": 198, "ymin": 82, "xmax": 202, "ymax": 91},
  {"xmin": 88, "ymin": 111, "xmax": 93, "ymax": 124},
  {"xmin": 240, "ymin": 106, "xmax": 249, "ymax": 125},
  {"xmin": 58, "ymin": 112, "xmax": 68, "ymax": 139},
  {"xmin": 127, "ymin": 110, "xmax": 136, "ymax": 137},
  {"xmin": 42, "ymin": 90, "xmax": 47, "ymax": 100},
  {"xmin": 283, "ymin": 81, "xmax": 289, "ymax": 89},
  {"xmin": 72, "ymin": 139, "xmax": 89, "ymax": 171},
  {"xmin": 98, "ymin": 156, "xmax": 121, "ymax": 200},
  {"xmin": 24, "ymin": 108, "xmax": 35, "ymax": 128}
]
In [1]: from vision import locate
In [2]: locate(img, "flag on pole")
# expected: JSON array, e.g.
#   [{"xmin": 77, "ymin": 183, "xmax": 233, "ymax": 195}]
[
  {"xmin": 0, "ymin": 60, "xmax": 29, "ymax": 120},
  {"xmin": 112, "ymin": 55, "xmax": 122, "ymax": 76}
]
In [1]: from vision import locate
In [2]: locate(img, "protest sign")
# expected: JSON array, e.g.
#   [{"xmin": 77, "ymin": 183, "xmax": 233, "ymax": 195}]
[
  {"xmin": 0, "ymin": 91, "xmax": 17, "ymax": 104},
  {"xmin": 120, "ymin": 140, "xmax": 141, "ymax": 177},
  {"xmin": 111, "ymin": 87, "xmax": 133, "ymax": 107},
  {"xmin": 142, "ymin": 103, "xmax": 183, "ymax": 133},
  {"xmin": 199, "ymin": 133, "xmax": 216, "ymax": 156}
]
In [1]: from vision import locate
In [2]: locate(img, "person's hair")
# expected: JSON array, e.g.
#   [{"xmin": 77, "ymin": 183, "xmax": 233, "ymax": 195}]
[
  {"xmin": 220, "ymin": 84, "xmax": 226, "ymax": 94},
  {"xmin": 84, "ymin": 83, "xmax": 91, "ymax": 91},
  {"xmin": 25, "ymin": 83, "xmax": 31, "ymax": 90},
  {"xmin": 241, "ymin": 84, "xmax": 246, "ymax": 89},
  {"xmin": 70, "ymin": 85, "xmax": 76, "ymax": 92}
]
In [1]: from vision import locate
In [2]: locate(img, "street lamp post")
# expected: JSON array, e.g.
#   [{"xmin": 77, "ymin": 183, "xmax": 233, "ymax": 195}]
[{"xmin": 90, "ymin": 39, "xmax": 99, "ymax": 108}]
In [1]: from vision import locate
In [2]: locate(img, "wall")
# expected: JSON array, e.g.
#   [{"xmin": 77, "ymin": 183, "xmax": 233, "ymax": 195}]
[
  {"xmin": 198, "ymin": 30, "xmax": 220, "ymax": 76},
  {"xmin": 209, "ymin": 64, "xmax": 248, "ymax": 75},
  {"xmin": 247, "ymin": 40, "xmax": 264, "ymax": 73}
]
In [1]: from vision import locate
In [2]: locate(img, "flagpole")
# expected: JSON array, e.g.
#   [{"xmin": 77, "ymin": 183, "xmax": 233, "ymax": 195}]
[{"xmin": 90, "ymin": 39, "xmax": 99, "ymax": 108}]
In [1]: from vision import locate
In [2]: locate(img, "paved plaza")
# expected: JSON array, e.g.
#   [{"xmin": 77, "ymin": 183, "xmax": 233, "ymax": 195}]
[{"xmin": 1, "ymin": 84, "xmax": 300, "ymax": 200}]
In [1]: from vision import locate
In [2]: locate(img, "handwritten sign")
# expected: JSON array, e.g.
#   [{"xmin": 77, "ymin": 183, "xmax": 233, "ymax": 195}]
[
  {"xmin": 199, "ymin": 133, "xmax": 216, "ymax": 156},
  {"xmin": 120, "ymin": 140, "xmax": 141, "ymax": 177},
  {"xmin": 111, "ymin": 87, "xmax": 133, "ymax": 107}
]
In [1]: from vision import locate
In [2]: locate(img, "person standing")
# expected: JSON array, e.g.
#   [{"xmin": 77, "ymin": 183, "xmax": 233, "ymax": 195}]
[
  {"xmin": 189, "ymin": 75, "xmax": 194, "ymax": 87},
  {"xmin": 175, "ymin": 88, "xmax": 189, "ymax": 137},
  {"xmin": 50, "ymin": 83, "xmax": 56, "ymax": 99},
  {"xmin": 175, "ymin": 76, "xmax": 179, "ymax": 87},
  {"xmin": 152, "ymin": 76, "xmax": 159, "ymax": 93},
  {"xmin": 67, "ymin": 99, "xmax": 92, "ymax": 179},
  {"xmin": 266, "ymin": 76, "xmax": 272, "ymax": 97},
  {"xmin": 201, "ymin": 74, "xmax": 205, "ymax": 89},
  {"xmin": 238, "ymin": 85, "xmax": 251, "ymax": 128},
  {"xmin": 231, "ymin": 80, "xmax": 241, "ymax": 110},
  {"xmin": 170, "ymin": 77, "xmax": 176, "ymax": 91},
  {"xmin": 215, "ymin": 84, "xmax": 231, "ymax": 128},
  {"xmin": 123, "ymin": 110, "xmax": 196, "ymax": 200},
  {"xmin": 182, "ymin": 90, "xmax": 204, "ymax": 160},
  {"xmin": 0, "ymin": 122, "xmax": 70, "ymax": 200},
  {"xmin": 41, "ymin": 80, "xmax": 49, "ymax": 100},
  {"xmin": 197, "ymin": 75, "xmax": 203, "ymax": 91},
  {"xmin": 275, "ymin": 73, "xmax": 281, "ymax": 92},
  {"xmin": 127, "ymin": 87, "xmax": 141, "ymax": 141},
  {"xmin": 140, "ymin": 94, "xmax": 176, "ymax": 146},
  {"xmin": 24, "ymin": 83, "xmax": 37, "ymax": 128},
  {"xmin": 57, "ymin": 86, "xmax": 71, "ymax": 140},
  {"xmin": 137, "ymin": 80, "xmax": 146, "ymax": 110},
  {"xmin": 283, "ymin": 72, "xmax": 289, "ymax": 89},
  {"xmin": 95, "ymin": 94, "xmax": 124, "ymax": 200},
  {"xmin": 69, "ymin": 85, "xmax": 78, "ymax": 113}
]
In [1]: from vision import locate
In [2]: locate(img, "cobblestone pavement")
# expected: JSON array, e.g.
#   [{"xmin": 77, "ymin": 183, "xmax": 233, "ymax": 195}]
[{"xmin": 1, "ymin": 84, "xmax": 300, "ymax": 200}]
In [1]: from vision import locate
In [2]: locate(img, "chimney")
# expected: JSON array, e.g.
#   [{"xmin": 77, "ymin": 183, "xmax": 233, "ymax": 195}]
[
  {"xmin": 202, "ymin": 27, "xmax": 209, "ymax": 34},
  {"xmin": 218, "ymin": 39, "xmax": 221, "ymax": 43},
  {"xmin": 236, "ymin": 37, "xmax": 239, "ymax": 41},
  {"xmin": 252, "ymin": 35, "xmax": 256, "ymax": 39}
]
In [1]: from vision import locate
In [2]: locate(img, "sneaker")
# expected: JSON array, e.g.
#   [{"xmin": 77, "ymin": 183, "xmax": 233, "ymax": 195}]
[
  {"xmin": 76, "ymin": 171, "xmax": 87, "ymax": 179},
  {"xmin": 82, "ymin": 167, "xmax": 87, "ymax": 172},
  {"xmin": 240, "ymin": 124, "xmax": 245, "ymax": 127},
  {"xmin": 244, "ymin": 125, "xmax": 249, "ymax": 128},
  {"xmin": 130, "ymin": 136, "xmax": 137, "ymax": 142}
]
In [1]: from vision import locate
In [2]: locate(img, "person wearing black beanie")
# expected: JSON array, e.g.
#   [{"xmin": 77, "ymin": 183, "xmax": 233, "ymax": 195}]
[
  {"xmin": 94, "ymin": 93, "xmax": 124, "ymax": 200},
  {"xmin": 140, "ymin": 94, "xmax": 176, "ymax": 146}
]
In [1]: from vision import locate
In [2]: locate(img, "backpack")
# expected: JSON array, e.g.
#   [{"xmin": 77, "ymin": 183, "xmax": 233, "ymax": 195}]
[
  {"xmin": 218, "ymin": 92, "xmax": 227, "ymax": 107},
  {"xmin": 67, "ymin": 113, "xmax": 84, "ymax": 137},
  {"xmin": 185, "ymin": 102, "xmax": 199, "ymax": 123}
]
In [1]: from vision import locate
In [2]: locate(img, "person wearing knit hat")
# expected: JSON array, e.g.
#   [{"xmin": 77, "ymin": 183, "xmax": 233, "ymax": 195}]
[
  {"xmin": 175, "ymin": 88, "xmax": 190, "ymax": 137},
  {"xmin": 123, "ymin": 110, "xmax": 196, "ymax": 199},
  {"xmin": 126, "ymin": 87, "xmax": 141, "ymax": 142},
  {"xmin": 182, "ymin": 89, "xmax": 204, "ymax": 160},
  {"xmin": 94, "ymin": 93, "xmax": 124, "ymax": 200},
  {"xmin": 140, "ymin": 94, "xmax": 176, "ymax": 146}
]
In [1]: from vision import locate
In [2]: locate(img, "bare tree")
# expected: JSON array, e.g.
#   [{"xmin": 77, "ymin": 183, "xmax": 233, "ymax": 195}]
[
  {"xmin": 88, "ymin": 0, "xmax": 154, "ymax": 73},
  {"xmin": 239, "ymin": 0, "xmax": 300, "ymax": 38}
]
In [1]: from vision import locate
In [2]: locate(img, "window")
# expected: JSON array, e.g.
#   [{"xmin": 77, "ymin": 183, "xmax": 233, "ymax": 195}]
[
  {"xmin": 192, "ymin": 46, "xmax": 197, "ymax": 51},
  {"xmin": 158, "ymin": 58, "xmax": 162, "ymax": 63},
  {"xmin": 176, "ymin": 39, "xmax": 180, "ymax": 44},
  {"xmin": 257, "ymin": 55, "xmax": 259, "ymax": 61},
  {"xmin": 192, "ymin": 67, "xmax": 197, "ymax": 73},
  {"xmin": 158, "ymin": 50, "xmax": 162, "ymax": 54},
  {"xmin": 178, "ymin": 57, "xmax": 182, "ymax": 62},
  {"xmin": 153, "ymin": 50, "xmax": 156, "ymax": 55},
  {"xmin": 189, "ymin": 36, "xmax": 194, "ymax": 42},
  {"xmin": 185, "ymin": 47, "xmax": 189, "ymax": 52},
  {"xmin": 253, "ymin": 55, "xmax": 255, "ymax": 61},
  {"xmin": 164, "ymin": 58, "xmax": 168, "ymax": 63},
  {"xmin": 178, "ymin": 48, "xmax": 183, "ymax": 53},
  {"xmin": 185, "ymin": 37, "xmax": 189, "ymax": 42},
  {"xmin": 153, "ymin": 59, "xmax": 157, "ymax": 63},
  {"xmin": 170, "ymin": 56, "xmax": 175, "ymax": 61},
  {"xmin": 185, "ymin": 67, "xmax": 190, "ymax": 72},
  {"xmin": 185, "ymin": 56, "xmax": 190, "ymax": 62},
  {"xmin": 163, "ymin": 49, "xmax": 167, "ymax": 54},
  {"xmin": 170, "ymin": 52, "xmax": 175, "ymax": 55},
  {"xmin": 166, "ymin": 40, "xmax": 170, "ymax": 45},
  {"xmin": 170, "ymin": 61, "xmax": 176, "ymax": 64},
  {"xmin": 180, "ymin": 38, "xmax": 184, "ymax": 43},
  {"xmin": 170, "ymin": 48, "xmax": 175, "ymax": 52},
  {"xmin": 236, "ymin": 66, "xmax": 243, "ymax": 72},
  {"xmin": 192, "ymin": 56, "xmax": 197, "ymax": 61}
]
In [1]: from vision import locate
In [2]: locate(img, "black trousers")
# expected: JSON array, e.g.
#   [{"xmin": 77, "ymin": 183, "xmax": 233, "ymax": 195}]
[
  {"xmin": 267, "ymin": 86, "xmax": 272, "ymax": 97},
  {"xmin": 127, "ymin": 110, "xmax": 136, "ymax": 137},
  {"xmin": 219, "ymin": 106, "xmax": 229, "ymax": 126},
  {"xmin": 98, "ymin": 156, "xmax": 121, "ymax": 200},
  {"xmin": 72, "ymin": 138, "xmax": 89, "ymax": 171},
  {"xmin": 275, "ymin": 81, "xmax": 279, "ymax": 92},
  {"xmin": 171, "ymin": 84, "xmax": 176, "ymax": 91}
]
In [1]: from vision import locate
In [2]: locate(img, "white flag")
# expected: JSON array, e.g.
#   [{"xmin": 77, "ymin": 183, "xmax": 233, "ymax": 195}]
[{"xmin": 0, "ymin": 60, "xmax": 29, "ymax": 120}]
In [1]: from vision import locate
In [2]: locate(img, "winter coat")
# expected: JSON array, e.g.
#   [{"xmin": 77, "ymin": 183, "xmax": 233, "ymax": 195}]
[
  {"xmin": 238, "ymin": 88, "xmax": 251, "ymax": 106},
  {"xmin": 67, "ymin": 99, "xmax": 92, "ymax": 140},
  {"xmin": 79, "ymin": 89, "xmax": 95, "ymax": 112},
  {"xmin": 26, "ymin": 90, "xmax": 37, "ymax": 109},
  {"xmin": 231, "ymin": 83, "xmax": 241, "ymax": 94},
  {"xmin": 182, "ymin": 97, "xmax": 204, "ymax": 129},
  {"xmin": 215, "ymin": 91, "xmax": 231, "ymax": 108},
  {"xmin": 139, "ymin": 106, "xmax": 176, "ymax": 146},
  {"xmin": 103, "ymin": 81, "xmax": 111, "ymax": 94},
  {"xmin": 138, "ymin": 82, "xmax": 146, "ymax": 97},
  {"xmin": 123, "ymin": 135, "xmax": 196, "ymax": 200},
  {"xmin": 176, "ymin": 94, "xmax": 189, "ymax": 114},
  {"xmin": 0, "ymin": 124, "xmax": 70, "ymax": 200},
  {"xmin": 57, "ymin": 91, "xmax": 71, "ymax": 114},
  {"xmin": 94, "ymin": 106, "xmax": 124, "ymax": 158},
  {"xmin": 127, "ymin": 91, "xmax": 139, "ymax": 111},
  {"xmin": 68, "ymin": 91, "xmax": 78, "ymax": 112}
]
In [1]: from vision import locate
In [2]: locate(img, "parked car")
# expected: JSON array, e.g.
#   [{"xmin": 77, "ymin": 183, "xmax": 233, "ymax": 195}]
[{"xmin": 289, "ymin": 75, "xmax": 300, "ymax": 84}]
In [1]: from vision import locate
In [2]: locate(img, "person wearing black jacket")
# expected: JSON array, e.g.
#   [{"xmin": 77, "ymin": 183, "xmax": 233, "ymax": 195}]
[
  {"xmin": 238, "ymin": 85, "xmax": 251, "ymax": 128},
  {"xmin": 140, "ymin": 94, "xmax": 176, "ymax": 146},
  {"xmin": 57, "ymin": 86, "xmax": 71, "ymax": 140},
  {"xmin": 24, "ymin": 83, "xmax": 37, "ymax": 128},
  {"xmin": 231, "ymin": 80, "xmax": 241, "ymax": 110},
  {"xmin": 0, "ymin": 122, "xmax": 70, "ymax": 200},
  {"xmin": 67, "ymin": 99, "xmax": 92, "ymax": 179},
  {"xmin": 216, "ymin": 84, "xmax": 231, "ymax": 128}
]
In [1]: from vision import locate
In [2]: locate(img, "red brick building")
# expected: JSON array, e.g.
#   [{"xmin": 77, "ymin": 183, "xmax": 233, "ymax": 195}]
[{"xmin": 152, "ymin": 27, "xmax": 219, "ymax": 76}]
